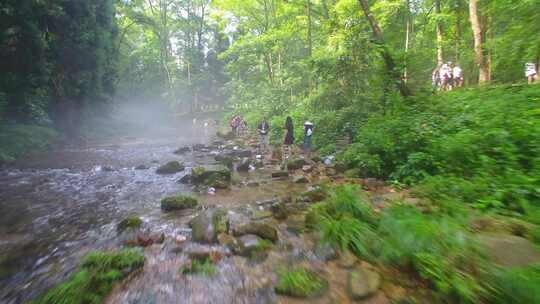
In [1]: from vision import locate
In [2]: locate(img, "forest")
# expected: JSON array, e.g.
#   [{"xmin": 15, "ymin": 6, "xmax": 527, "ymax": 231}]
[{"xmin": 0, "ymin": 0, "xmax": 539, "ymax": 303}]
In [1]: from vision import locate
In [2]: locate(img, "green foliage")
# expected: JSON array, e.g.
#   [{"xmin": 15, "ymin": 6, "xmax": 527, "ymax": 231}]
[
  {"xmin": 180, "ymin": 258, "xmax": 217, "ymax": 277},
  {"xmin": 34, "ymin": 249, "xmax": 144, "ymax": 304},
  {"xmin": 341, "ymin": 85, "xmax": 540, "ymax": 217},
  {"xmin": 275, "ymin": 268, "xmax": 327, "ymax": 298},
  {"xmin": 319, "ymin": 215, "xmax": 376, "ymax": 259},
  {"xmin": 0, "ymin": 124, "xmax": 58, "ymax": 163},
  {"xmin": 490, "ymin": 264, "xmax": 540, "ymax": 304},
  {"xmin": 117, "ymin": 216, "xmax": 143, "ymax": 233}
]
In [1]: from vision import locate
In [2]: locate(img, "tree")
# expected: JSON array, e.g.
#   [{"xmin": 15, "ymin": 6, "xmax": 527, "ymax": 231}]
[{"xmin": 469, "ymin": 0, "xmax": 489, "ymax": 84}]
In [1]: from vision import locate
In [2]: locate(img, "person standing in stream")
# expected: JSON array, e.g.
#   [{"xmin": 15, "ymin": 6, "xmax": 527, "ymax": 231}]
[
  {"xmin": 283, "ymin": 116, "xmax": 295, "ymax": 161},
  {"xmin": 258, "ymin": 117, "xmax": 270, "ymax": 154},
  {"xmin": 303, "ymin": 121, "xmax": 314, "ymax": 157}
]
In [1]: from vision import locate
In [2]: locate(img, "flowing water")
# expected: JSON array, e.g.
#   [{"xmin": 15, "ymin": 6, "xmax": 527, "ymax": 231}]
[{"xmin": 0, "ymin": 118, "xmax": 394, "ymax": 303}]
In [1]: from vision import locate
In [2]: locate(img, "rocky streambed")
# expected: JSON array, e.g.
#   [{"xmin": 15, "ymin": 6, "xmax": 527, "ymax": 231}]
[{"xmin": 0, "ymin": 125, "xmax": 422, "ymax": 303}]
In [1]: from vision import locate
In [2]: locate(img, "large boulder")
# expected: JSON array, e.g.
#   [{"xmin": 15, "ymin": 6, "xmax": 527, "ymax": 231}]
[
  {"xmin": 192, "ymin": 165, "xmax": 232, "ymax": 189},
  {"xmin": 189, "ymin": 209, "xmax": 228, "ymax": 243},
  {"xmin": 234, "ymin": 234, "xmax": 265, "ymax": 257},
  {"xmin": 287, "ymin": 157, "xmax": 307, "ymax": 170},
  {"xmin": 234, "ymin": 222, "xmax": 278, "ymax": 243},
  {"xmin": 348, "ymin": 267, "xmax": 381, "ymax": 300},
  {"xmin": 477, "ymin": 233, "xmax": 540, "ymax": 267},
  {"xmin": 156, "ymin": 161, "xmax": 185, "ymax": 174},
  {"xmin": 161, "ymin": 195, "xmax": 198, "ymax": 211}
]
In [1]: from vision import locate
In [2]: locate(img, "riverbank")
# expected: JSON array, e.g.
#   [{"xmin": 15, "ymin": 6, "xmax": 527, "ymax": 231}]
[{"xmin": 7, "ymin": 124, "xmax": 540, "ymax": 303}]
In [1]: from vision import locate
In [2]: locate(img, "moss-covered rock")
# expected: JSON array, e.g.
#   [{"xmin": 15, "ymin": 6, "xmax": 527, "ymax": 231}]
[
  {"xmin": 117, "ymin": 216, "xmax": 143, "ymax": 233},
  {"xmin": 161, "ymin": 195, "xmax": 198, "ymax": 211},
  {"xmin": 190, "ymin": 209, "xmax": 228, "ymax": 243},
  {"xmin": 191, "ymin": 165, "xmax": 231, "ymax": 189},
  {"xmin": 234, "ymin": 222, "xmax": 278, "ymax": 242},
  {"xmin": 156, "ymin": 161, "xmax": 185, "ymax": 174},
  {"xmin": 287, "ymin": 157, "xmax": 307, "ymax": 170},
  {"xmin": 34, "ymin": 249, "xmax": 144, "ymax": 304},
  {"xmin": 301, "ymin": 186, "xmax": 329, "ymax": 203}
]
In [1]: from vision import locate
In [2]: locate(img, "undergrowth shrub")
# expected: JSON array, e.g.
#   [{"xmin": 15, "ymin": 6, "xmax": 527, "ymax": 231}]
[{"xmin": 34, "ymin": 249, "xmax": 144, "ymax": 304}]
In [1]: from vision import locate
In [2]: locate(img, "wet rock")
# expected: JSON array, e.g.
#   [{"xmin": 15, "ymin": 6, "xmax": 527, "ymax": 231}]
[
  {"xmin": 234, "ymin": 234, "xmax": 263, "ymax": 256},
  {"xmin": 348, "ymin": 267, "xmax": 381, "ymax": 300},
  {"xmin": 477, "ymin": 233, "xmax": 540, "ymax": 267},
  {"xmin": 302, "ymin": 165, "xmax": 313, "ymax": 173},
  {"xmin": 271, "ymin": 171, "xmax": 289, "ymax": 178},
  {"xmin": 177, "ymin": 174, "xmax": 193, "ymax": 184},
  {"xmin": 300, "ymin": 186, "xmax": 328, "ymax": 203},
  {"xmin": 117, "ymin": 216, "xmax": 143, "ymax": 233},
  {"xmin": 236, "ymin": 158, "xmax": 251, "ymax": 172},
  {"xmin": 217, "ymin": 233, "xmax": 237, "ymax": 248},
  {"xmin": 190, "ymin": 209, "xmax": 228, "ymax": 243},
  {"xmin": 134, "ymin": 164, "xmax": 149, "ymax": 170},
  {"xmin": 192, "ymin": 143, "xmax": 207, "ymax": 151},
  {"xmin": 270, "ymin": 202, "xmax": 288, "ymax": 220},
  {"xmin": 285, "ymin": 214, "xmax": 306, "ymax": 234},
  {"xmin": 216, "ymin": 130, "xmax": 234, "ymax": 140},
  {"xmin": 287, "ymin": 157, "xmax": 307, "ymax": 170},
  {"xmin": 293, "ymin": 175, "xmax": 309, "ymax": 183},
  {"xmin": 125, "ymin": 232, "xmax": 165, "ymax": 247},
  {"xmin": 314, "ymin": 242, "xmax": 338, "ymax": 261},
  {"xmin": 102, "ymin": 166, "xmax": 115, "ymax": 172},
  {"xmin": 192, "ymin": 165, "xmax": 231, "ymax": 189},
  {"xmin": 251, "ymin": 210, "xmax": 273, "ymax": 220},
  {"xmin": 156, "ymin": 161, "xmax": 185, "ymax": 174},
  {"xmin": 234, "ymin": 222, "xmax": 278, "ymax": 242},
  {"xmin": 338, "ymin": 250, "xmax": 358, "ymax": 268},
  {"xmin": 160, "ymin": 195, "xmax": 198, "ymax": 211},
  {"xmin": 186, "ymin": 247, "xmax": 223, "ymax": 264},
  {"xmin": 173, "ymin": 146, "xmax": 191, "ymax": 154}
]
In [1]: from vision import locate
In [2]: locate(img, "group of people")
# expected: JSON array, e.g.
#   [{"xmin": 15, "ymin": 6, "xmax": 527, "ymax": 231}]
[
  {"xmin": 229, "ymin": 115, "xmax": 247, "ymax": 136},
  {"xmin": 257, "ymin": 116, "xmax": 314, "ymax": 159},
  {"xmin": 432, "ymin": 61, "xmax": 464, "ymax": 91}
]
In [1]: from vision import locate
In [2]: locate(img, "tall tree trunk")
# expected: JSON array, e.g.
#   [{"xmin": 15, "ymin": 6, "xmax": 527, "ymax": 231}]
[
  {"xmin": 435, "ymin": 0, "xmax": 443, "ymax": 66},
  {"xmin": 357, "ymin": 0, "xmax": 411, "ymax": 97},
  {"xmin": 469, "ymin": 0, "xmax": 489, "ymax": 84},
  {"xmin": 306, "ymin": 0, "xmax": 312, "ymax": 57},
  {"xmin": 403, "ymin": 0, "xmax": 411, "ymax": 83},
  {"xmin": 455, "ymin": 0, "xmax": 462, "ymax": 62}
]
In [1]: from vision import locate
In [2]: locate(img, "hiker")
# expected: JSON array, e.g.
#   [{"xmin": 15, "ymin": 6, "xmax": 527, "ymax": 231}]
[
  {"xmin": 303, "ymin": 121, "xmax": 314, "ymax": 157},
  {"xmin": 258, "ymin": 117, "xmax": 270, "ymax": 154},
  {"xmin": 452, "ymin": 64, "xmax": 463, "ymax": 88},
  {"xmin": 439, "ymin": 62, "xmax": 452, "ymax": 91},
  {"xmin": 283, "ymin": 116, "xmax": 295, "ymax": 160},
  {"xmin": 432, "ymin": 65, "xmax": 441, "ymax": 91},
  {"xmin": 526, "ymin": 63, "xmax": 537, "ymax": 84},
  {"xmin": 230, "ymin": 116, "xmax": 239, "ymax": 135}
]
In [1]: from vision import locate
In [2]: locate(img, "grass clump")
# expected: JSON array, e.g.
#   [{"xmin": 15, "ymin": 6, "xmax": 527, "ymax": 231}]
[
  {"xmin": 0, "ymin": 124, "xmax": 58, "ymax": 163},
  {"xmin": 160, "ymin": 195, "xmax": 198, "ymax": 211},
  {"xmin": 180, "ymin": 258, "xmax": 217, "ymax": 277},
  {"xmin": 117, "ymin": 216, "xmax": 142, "ymax": 233},
  {"xmin": 34, "ymin": 249, "xmax": 144, "ymax": 304},
  {"xmin": 490, "ymin": 264, "xmax": 540, "ymax": 303},
  {"xmin": 275, "ymin": 268, "xmax": 328, "ymax": 298}
]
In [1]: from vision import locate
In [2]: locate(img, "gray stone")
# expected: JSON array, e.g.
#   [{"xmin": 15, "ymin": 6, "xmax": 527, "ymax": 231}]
[
  {"xmin": 189, "ymin": 209, "xmax": 228, "ymax": 243},
  {"xmin": 235, "ymin": 234, "xmax": 263, "ymax": 256},
  {"xmin": 348, "ymin": 267, "xmax": 381, "ymax": 300},
  {"xmin": 156, "ymin": 161, "xmax": 185, "ymax": 174},
  {"xmin": 293, "ymin": 175, "xmax": 309, "ymax": 183},
  {"xmin": 478, "ymin": 233, "xmax": 540, "ymax": 267},
  {"xmin": 338, "ymin": 250, "xmax": 358, "ymax": 268},
  {"xmin": 234, "ymin": 222, "xmax": 278, "ymax": 242}
]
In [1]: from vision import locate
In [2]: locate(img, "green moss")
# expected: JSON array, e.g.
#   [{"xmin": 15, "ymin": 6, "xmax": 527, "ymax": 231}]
[
  {"xmin": 275, "ymin": 268, "xmax": 328, "ymax": 298},
  {"xmin": 156, "ymin": 161, "xmax": 185, "ymax": 174},
  {"xmin": 192, "ymin": 166, "xmax": 206, "ymax": 176},
  {"xmin": 180, "ymin": 258, "xmax": 217, "ymax": 277},
  {"xmin": 160, "ymin": 195, "xmax": 198, "ymax": 211},
  {"xmin": 34, "ymin": 249, "xmax": 144, "ymax": 304},
  {"xmin": 117, "ymin": 216, "xmax": 142, "ymax": 233}
]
